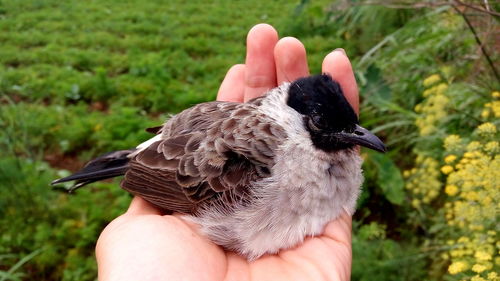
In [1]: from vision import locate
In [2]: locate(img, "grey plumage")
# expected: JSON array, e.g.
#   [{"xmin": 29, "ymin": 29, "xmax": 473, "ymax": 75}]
[
  {"xmin": 122, "ymin": 98, "xmax": 285, "ymax": 214},
  {"xmin": 52, "ymin": 74, "xmax": 385, "ymax": 260}
]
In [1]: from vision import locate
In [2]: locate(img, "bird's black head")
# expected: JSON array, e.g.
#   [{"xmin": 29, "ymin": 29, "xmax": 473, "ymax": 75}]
[{"xmin": 287, "ymin": 74, "xmax": 386, "ymax": 153}]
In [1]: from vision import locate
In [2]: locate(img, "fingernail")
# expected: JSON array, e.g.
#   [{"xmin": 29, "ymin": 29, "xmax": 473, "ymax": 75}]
[{"xmin": 334, "ymin": 48, "xmax": 346, "ymax": 56}]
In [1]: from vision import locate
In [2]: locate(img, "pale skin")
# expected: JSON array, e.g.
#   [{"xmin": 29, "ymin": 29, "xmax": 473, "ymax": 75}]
[{"xmin": 96, "ymin": 23, "xmax": 359, "ymax": 281}]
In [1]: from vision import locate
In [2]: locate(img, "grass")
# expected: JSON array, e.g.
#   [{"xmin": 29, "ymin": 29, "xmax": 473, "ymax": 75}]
[{"xmin": 0, "ymin": 0, "xmax": 339, "ymax": 110}]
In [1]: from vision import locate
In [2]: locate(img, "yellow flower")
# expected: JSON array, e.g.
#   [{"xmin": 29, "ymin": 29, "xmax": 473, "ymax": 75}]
[
  {"xmin": 469, "ymin": 223, "xmax": 482, "ymax": 231},
  {"xmin": 420, "ymin": 125, "xmax": 435, "ymax": 136},
  {"xmin": 472, "ymin": 276, "xmax": 487, "ymax": 281},
  {"xmin": 411, "ymin": 199, "xmax": 421, "ymax": 208},
  {"xmin": 435, "ymin": 83, "xmax": 448, "ymax": 95},
  {"xmin": 487, "ymin": 272, "xmax": 499, "ymax": 280},
  {"xmin": 426, "ymin": 115, "xmax": 437, "ymax": 124},
  {"xmin": 441, "ymin": 165, "xmax": 454, "ymax": 174},
  {"xmin": 467, "ymin": 141, "xmax": 482, "ymax": 152},
  {"xmin": 428, "ymin": 190, "xmax": 438, "ymax": 198},
  {"xmin": 491, "ymin": 101, "xmax": 500, "ymax": 117},
  {"xmin": 482, "ymin": 109, "xmax": 490, "ymax": 119},
  {"xmin": 422, "ymin": 88, "xmax": 434, "ymax": 97},
  {"xmin": 477, "ymin": 122, "xmax": 497, "ymax": 135},
  {"xmin": 448, "ymin": 261, "xmax": 468, "ymax": 274},
  {"xmin": 473, "ymin": 151, "xmax": 483, "ymax": 157},
  {"xmin": 481, "ymin": 197, "xmax": 492, "ymax": 205},
  {"xmin": 423, "ymin": 74, "xmax": 441, "ymax": 87},
  {"xmin": 472, "ymin": 263, "xmax": 487, "ymax": 273},
  {"xmin": 464, "ymin": 191, "xmax": 479, "ymax": 201},
  {"xmin": 484, "ymin": 141, "xmax": 499, "ymax": 153},
  {"xmin": 464, "ymin": 152, "xmax": 475, "ymax": 158},
  {"xmin": 475, "ymin": 251, "xmax": 492, "ymax": 261},
  {"xmin": 444, "ymin": 154, "xmax": 457, "ymax": 163},
  {"xmin": 492, "ymin": 91, "xmax": 500, "ymax": 98},
  {"xmin": 445, "ymin": 185, "xmax": 459, "ymax": 196},
  {"xmin": 444, "ymin": 135, "xmax": 462, "ymax": 151}
]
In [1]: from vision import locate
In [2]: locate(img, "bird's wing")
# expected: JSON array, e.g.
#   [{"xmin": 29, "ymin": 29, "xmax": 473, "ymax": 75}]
[{"xmin": 121, "ymin": 101, "xmax": 287, "ymax": 213}]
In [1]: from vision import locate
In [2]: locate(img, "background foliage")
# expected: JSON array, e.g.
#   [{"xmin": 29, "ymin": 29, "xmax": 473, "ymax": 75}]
[{"xmin": 0, "ymin": 0, "xmax": 498, "ymax": 280}]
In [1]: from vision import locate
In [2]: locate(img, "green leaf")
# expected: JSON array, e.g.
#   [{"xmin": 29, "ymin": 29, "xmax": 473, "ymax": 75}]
[
  {"xmin": 0, "ymin": 248, "xmax": 42, "ymax": 281},
  {"xmin": 368, "ymin": 151, "xmax": 405, "ymax": 205}
]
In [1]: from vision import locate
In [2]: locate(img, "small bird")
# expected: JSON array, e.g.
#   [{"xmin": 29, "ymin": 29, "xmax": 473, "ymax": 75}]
[{"xmin": 52, "ymin": 74, "xmax": 385, "ymax": 260}]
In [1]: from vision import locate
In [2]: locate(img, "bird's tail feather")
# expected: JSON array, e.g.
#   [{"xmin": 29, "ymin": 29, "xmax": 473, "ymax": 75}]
[{"xmin": 51, "ymin": 149, "xmax": 135, "ymax": 192}]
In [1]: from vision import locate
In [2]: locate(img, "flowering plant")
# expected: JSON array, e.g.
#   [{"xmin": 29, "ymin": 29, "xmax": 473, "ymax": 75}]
[{"xmin": 405, "ymin": 74, "xmax": 499, "ymax": 281}]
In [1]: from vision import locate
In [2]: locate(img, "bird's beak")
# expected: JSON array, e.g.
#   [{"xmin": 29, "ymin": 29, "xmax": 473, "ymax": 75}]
[{"xmin": 335, "ymin": 124, "xmax": 386, "ymax": 153}]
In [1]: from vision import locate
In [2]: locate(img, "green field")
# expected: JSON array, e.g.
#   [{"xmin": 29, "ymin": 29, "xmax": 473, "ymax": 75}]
[{"xmin": 1, "ymin": 1, "xmax": 498, "ymax": 280}]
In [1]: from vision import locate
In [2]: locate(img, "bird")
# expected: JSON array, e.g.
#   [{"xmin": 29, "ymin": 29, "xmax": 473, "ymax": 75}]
[{"xmin": 52, "ymin": 74, "xmax": 386, "ymax": 260}]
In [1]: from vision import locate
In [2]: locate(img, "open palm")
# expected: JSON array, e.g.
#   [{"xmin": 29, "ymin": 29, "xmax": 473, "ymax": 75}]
[{"xmin": 96, "ymin": 24, "xmax": 359, "ymax": 281}]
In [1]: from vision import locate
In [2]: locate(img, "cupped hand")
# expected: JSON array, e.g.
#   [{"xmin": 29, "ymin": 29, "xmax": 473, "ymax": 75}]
[{"xmin": 96, "ymin": 23, "xmax": 358, "ymax": 281}]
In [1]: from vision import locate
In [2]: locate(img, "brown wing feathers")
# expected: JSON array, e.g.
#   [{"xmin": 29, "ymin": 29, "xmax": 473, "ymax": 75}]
[{"xmin": 121, "ymin": 101, "xmax": 287, "ymax": 213}]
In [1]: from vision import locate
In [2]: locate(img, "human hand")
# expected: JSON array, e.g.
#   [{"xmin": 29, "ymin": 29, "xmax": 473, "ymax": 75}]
[{"xmin": 96, "ymin": 23, "xmax": 359, "ymax": 281}]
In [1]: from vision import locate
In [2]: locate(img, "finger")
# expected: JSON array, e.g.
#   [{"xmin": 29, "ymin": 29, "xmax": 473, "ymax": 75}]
[
  {"xmin": 217, "ymin": 64, "xmax": 246, "ymax": 102},
  {"xmin": 322, "ymin": 49, "xmax": 359, "ymax": 115},
  {"xmin": 322, "ymin": 211, "xmax": 352, "ymax": 246},
  {"xmin": 318, "ymin": 212, "xmax": 353, "ymax": 280},
  {"xmin": 126, "ymin": 196, "xmax": 162, "ymax": 216},
  {"xmin": 244, "ymin": 23, "xmax": 279, "ymax": 102},
  {"xmin": 274, "ymin": 37, "xmax": 309, "ymax": 84},
  {"xmin": 96, "ymin": 215, "xmax": 226, "ymax": 280}
]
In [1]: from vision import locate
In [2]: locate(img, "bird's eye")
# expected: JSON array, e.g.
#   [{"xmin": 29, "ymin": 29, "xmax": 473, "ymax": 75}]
[
  {"xmin": 307, "ymin": 114, "xmax": 325, "ymax": 132},
  {"xmin": 311, "ymin": 114, "xmax": 324, "ymax": 128}
]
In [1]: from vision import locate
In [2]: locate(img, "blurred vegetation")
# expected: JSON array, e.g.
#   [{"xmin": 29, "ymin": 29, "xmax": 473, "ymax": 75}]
[{"xmin": 0, "ymin": 0, "xmax": 498, "ymax": 280}]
